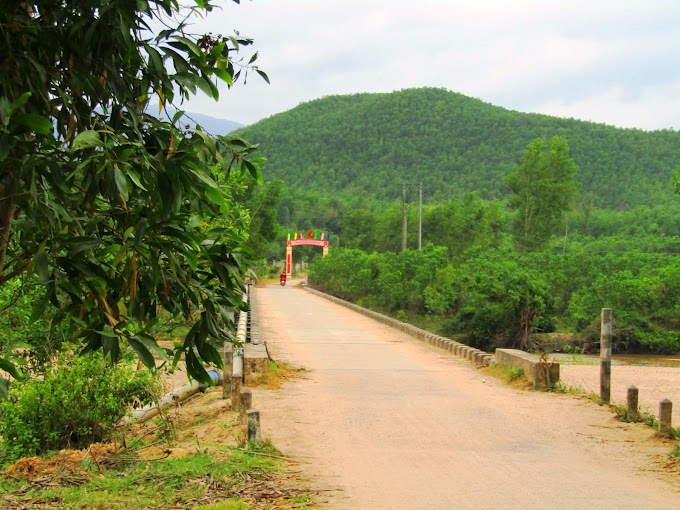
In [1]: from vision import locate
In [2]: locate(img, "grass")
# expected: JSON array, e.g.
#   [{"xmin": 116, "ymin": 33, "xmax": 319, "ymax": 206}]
[
  {"xmin": 3, "ymin": 450, "xmax": 260, "ymax": 508},
  {"xmin": 1, "ymin": 444, "xmax": 313, "ymax": 510},
  {"xmin": 545, "ymin": 380, "xmax": 584, "ymax": 394},
  {"xmin": 0, "ymin": 389, "xmax": 315, "ymax": 509},
  {"xmin": 481, "ymin": 363, "xmax": 531, "ymax": 390}
]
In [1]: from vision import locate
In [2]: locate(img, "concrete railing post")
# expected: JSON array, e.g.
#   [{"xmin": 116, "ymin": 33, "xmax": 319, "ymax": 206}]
[
  {"xmin": 231, "ymin": 375, "xmax": 242, "ymax": 410},
  {"xmin": 600, "ymin": 308, "xmax": 612, "ymax": 405},
  {"xmin": 247, "ymin": 409, "xmax": 261, "ymax": 444},
  {"xmin": 222, "ymin": 342, "xmax": 233, "ymax": 400},
  {"xmin": 659, "ymin": 399, "xmax": 673, "ymax": 436},
  {"xmin": 240, "ymin": 388, "xmax": 252, "ymax": 426},
  {"xmin": 627, "ymin": 386, "xmax": 638, "ymax": 421}
]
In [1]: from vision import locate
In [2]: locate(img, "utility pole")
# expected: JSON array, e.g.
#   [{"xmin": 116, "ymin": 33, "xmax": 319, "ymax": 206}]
[
  {"xmin": 402, "ymin": 182, "xmax": 407, "ymax": 251},
  {"xmin": 418, "ymin": 181, "xmax": 422, "ymax": 250}
]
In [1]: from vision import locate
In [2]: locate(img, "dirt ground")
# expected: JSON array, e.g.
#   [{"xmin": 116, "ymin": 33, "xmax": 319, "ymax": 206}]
[{"xmin": 252, "ymin": 281, "xmax": 680, "ymax": 510}]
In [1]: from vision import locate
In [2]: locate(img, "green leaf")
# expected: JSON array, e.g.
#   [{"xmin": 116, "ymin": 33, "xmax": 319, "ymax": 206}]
[
  {"xmin": 66, "ymin": 237, "xmax": 99, "ymax": 256},
  {"xmin": 205, "ymin": 186, "xmax": 227, "ymax": 206},
  {"xmin": 114, "ymin": 166, "xmax": 129, "ymax": 200},
  {"xmin": 138, "ymin": 333, "xmax": 170, "ymax": 363},
  {"xmin": 125, "ymin": 167, "xmax": 148, "ymax": 191},
  {"xmin": 0, "ymin": 142, "xmax": 9, "ymax": 162},
  {"xmin": 256, "ymin": 69, "xmax": 270, "ymax": 84},
  {"xmin": 213, "ymin": 68, "xmax": 233, "ymax": 86},
  {"xmin": 33, "ymin": 250, "xmax": 49, "ymax": 281},
  {"xmin": 173, "ymin": 72, "xmax": 212, "ymax": 97},
  {"xmin": 72, "ymin": 130, "xmax": 102, "ymax": 150},
  {"xmin": 185, "ymin": 348, "xmax": 213, "ymax": 386},
  {"xmin": 185, "ymin": 249, "xmax": 198, "ymax": 271},
  {"xmin": 161, "ymin": 47, "xmax": 192, "ymax": 74},
  {"xmin": 158, "ymin": 173, "xmax": 181, "ymax": 216},
  {"xmin": 29, "ymin": 294, "xmax": 49, "ymax": 323},
  {"xmin": 96, "ymin": 330, "xmax": 120, "ymax": 338},
  {"xmin": 172, "ymin": 109, "xmax": 185, "ymax": 124},
  {"xmin": 8, "ymin": 92, "xmax": 32, "ymax": 114},
  {"xmin": 12, "ymin": 113, "xmax": 53, "ymax": 134},
  {"xmin": 144, "ymin": 44, "xmax": 164, "ymax": 73},
  {"xmin": 196, "ymin": 335, "xmax": 222, "ymax": 367},
  {"xmin": 174, "ymin": 36, "xmax": 204, "ymax": 59},
  {"xmin": 0, "ymin": 357, "xmax": 24, "ymax": 381},
  {"xmin": 128, "ymin": 337, "xmax": 156, "ymax": 370},
  {"xmin": 134, "ymin": 218, "xmax": 147, "ymax": 248},
  {"xmin": 242, "ymin": 160, "xmax": 263, "ymax": 185}
]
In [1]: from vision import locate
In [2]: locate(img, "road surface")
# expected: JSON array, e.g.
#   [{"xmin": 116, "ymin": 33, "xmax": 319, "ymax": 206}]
[{"xmin": 253, "ymin": 282, "xmax": 680, "ymax": 509}]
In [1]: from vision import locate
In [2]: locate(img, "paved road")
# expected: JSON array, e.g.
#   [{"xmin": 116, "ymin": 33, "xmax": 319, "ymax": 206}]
[{"xmin": 253, "ymin": 283, "xmax": 680, "ymax": 509}]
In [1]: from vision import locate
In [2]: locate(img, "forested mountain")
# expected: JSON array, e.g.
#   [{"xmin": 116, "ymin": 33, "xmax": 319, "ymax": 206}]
[{"xmin": 238, "ymin": 87, "xmax": 680, "ymax": 209}]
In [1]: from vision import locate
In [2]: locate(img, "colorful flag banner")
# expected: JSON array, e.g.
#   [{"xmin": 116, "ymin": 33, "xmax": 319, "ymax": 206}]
[
  {"xmin": 287, "ymin": 233, "xmax": 291, "ymax": 241},
  {"xmin": 307, "ymin": 230, "xmax": 313, "ymax": 238},
  {"xmin": 294, "ymin": 232, "xmax": 298, "ymax": 240},
  {"xmin": 321, "ymin": 233, "xmax": 325, "ymax": 240},
  {"xmin": 327, "ymin": 233, "xmax": 331, "ymax": 241}
]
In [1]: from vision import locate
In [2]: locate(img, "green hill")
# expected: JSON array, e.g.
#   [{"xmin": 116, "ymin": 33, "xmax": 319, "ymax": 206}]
[{"xmin": 238, "ymin": 87, "xmax": 680, "ymax": 209}]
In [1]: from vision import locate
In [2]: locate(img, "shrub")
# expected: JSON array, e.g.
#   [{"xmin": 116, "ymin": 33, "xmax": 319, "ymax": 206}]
[
  {"xmin": 442, "ymin": 249, "xmax": 554, "ymax": 351},
  {"xmin": 0, "ymin": 350, "xmax": 161, "ymax": 462},
  {"xmin": 0, "ymin": 277, "xmax": 71, "ymax": 372}
]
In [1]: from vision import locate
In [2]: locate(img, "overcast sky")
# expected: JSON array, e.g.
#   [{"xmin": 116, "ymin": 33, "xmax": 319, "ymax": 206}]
[{"xmin": 180, "ymin": 0, "xmax": 680, "ymax": 131}]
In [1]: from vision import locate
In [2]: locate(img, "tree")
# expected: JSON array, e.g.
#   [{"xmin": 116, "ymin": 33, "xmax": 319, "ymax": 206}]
[
  {"xmin": 0, "ymin": 0, "xmax": 268, "ymax": 392},
  {"xmin": 506, "ymin": 136, "xmax": 580, "ymax": 251},
  {"xmin": 242, "ymin": 178, "xmax": 284, "ymax": 260}
]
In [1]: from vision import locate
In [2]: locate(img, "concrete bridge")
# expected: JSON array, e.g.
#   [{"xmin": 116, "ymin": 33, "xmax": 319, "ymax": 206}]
[{"xmin": 246, "ymin": 281, "xmax": 680, "ymax": 509}]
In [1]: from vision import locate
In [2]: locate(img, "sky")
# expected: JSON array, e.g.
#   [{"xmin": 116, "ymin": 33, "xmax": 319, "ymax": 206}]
[{"xmin": 180, "ymin": 0, "xmax": 680, "ymax": 131}]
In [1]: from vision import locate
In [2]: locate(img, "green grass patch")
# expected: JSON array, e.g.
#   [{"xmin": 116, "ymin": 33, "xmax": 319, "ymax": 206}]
[
  {"xmin": 545, "ymin": 381, "xmax": 584, "ymax": 394},
  {"xmin": 481, "ymin": 363, "xmax": 530, "ymax": 389},
  {"xmin": 0, "ymin": 441, "xmax": 309, "ymax": 510},
  {"xmin": 507, "ymin": 367, "xmax": 525, "ymax": 382}
]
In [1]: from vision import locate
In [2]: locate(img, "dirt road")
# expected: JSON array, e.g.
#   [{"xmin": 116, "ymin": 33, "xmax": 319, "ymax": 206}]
[{"xmin": 253, "ymin": 283, "xmax": 680, "ymax": 509}]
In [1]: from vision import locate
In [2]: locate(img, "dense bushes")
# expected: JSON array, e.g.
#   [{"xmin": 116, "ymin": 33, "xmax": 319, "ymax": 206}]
[
  {"xmin": 438, "ymin": 250, "xmax": 555, "ymax": 351},
  {"xmin": 308, "ymin": 242, "xmax": 680, "ymax": 354},
  {"xmin": 309, "ymin": 246, "xmax": 448, "ymax": 312},
  {"xmin": 309, "ymin": 247, "xmax": 553, "ymax": 351},
  {"xmin": 0, "ymin": 350, "xmax": 161, "ymax": 462}
]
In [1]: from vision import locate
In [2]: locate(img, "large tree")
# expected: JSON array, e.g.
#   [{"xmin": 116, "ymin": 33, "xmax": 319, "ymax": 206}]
[
  {"xmin": 506, "ymin": 136, "xmax": 580, "ymax": 251},
  {"xmin": 0, "ymin": 0, "xmax": 268, "ymax": 392}
]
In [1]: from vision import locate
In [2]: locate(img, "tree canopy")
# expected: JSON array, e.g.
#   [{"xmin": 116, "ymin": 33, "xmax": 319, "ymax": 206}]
[
  {"xmin": 0, "ymin": 0, "xmax": 267, "ymax": 391},
  {"xmin": 507, "ymin": 136, "xmax": 580, "ymax": 251}
]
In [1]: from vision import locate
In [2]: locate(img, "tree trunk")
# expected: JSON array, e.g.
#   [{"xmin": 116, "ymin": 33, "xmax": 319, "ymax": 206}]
[{"xmin": 0, "ymin": 175, "xmax": 17, "ymax": 283}]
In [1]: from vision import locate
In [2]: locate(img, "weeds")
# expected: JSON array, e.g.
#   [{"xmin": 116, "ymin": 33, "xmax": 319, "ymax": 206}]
[
  {"xmin": 673, "ymin": 444, "xmax": 680, "ymax": 458},
  {"xmin": 546, "ymin": 381, "xmax": 583, "ymax": 394},
  {"xmin": 508, "ymin": 367, "xmax": 525, "ymax": 382},
  {"xmin": 611, "ymin": 403, "xmax": 659, "ymax": 430},
  {"xmin": 588, "ymin": 393, "xmax": 603, "ymax": 406}
]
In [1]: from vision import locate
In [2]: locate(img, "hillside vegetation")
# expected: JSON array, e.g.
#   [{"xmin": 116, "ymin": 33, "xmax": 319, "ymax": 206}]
[{"xmin": 239, "ymin": 87, "xmax": 680, "ymax": 209}]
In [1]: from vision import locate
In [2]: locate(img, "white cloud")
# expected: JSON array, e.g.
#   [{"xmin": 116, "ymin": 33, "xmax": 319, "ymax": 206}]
[{"xmin": 181, "ymin": 0, "xmax": 680, "ymax": 130}]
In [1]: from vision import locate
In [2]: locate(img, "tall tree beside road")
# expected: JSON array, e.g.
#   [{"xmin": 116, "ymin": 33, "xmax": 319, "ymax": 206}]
[
  {"xmin": 0, "ymin": 0, "xmax": 267, "ymax": 391},
  {"xmin": 507, "ymin": 136, "xmax": 580, "ymax": 251}
]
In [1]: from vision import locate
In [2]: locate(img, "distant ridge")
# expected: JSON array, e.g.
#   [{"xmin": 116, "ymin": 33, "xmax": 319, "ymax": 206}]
[
  {"xmin": 237, "ymin": 87, "xmax": 680, "ymax": 209},
  {"xmin": 150, "ymin": 104, "xmax": 244, "ymax": 135}
]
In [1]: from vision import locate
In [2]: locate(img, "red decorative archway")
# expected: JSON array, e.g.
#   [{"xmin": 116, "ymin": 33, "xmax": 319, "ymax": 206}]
[{"xmin": 285, "ymin": 239, "xmax": 329, "ymax": 276}]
